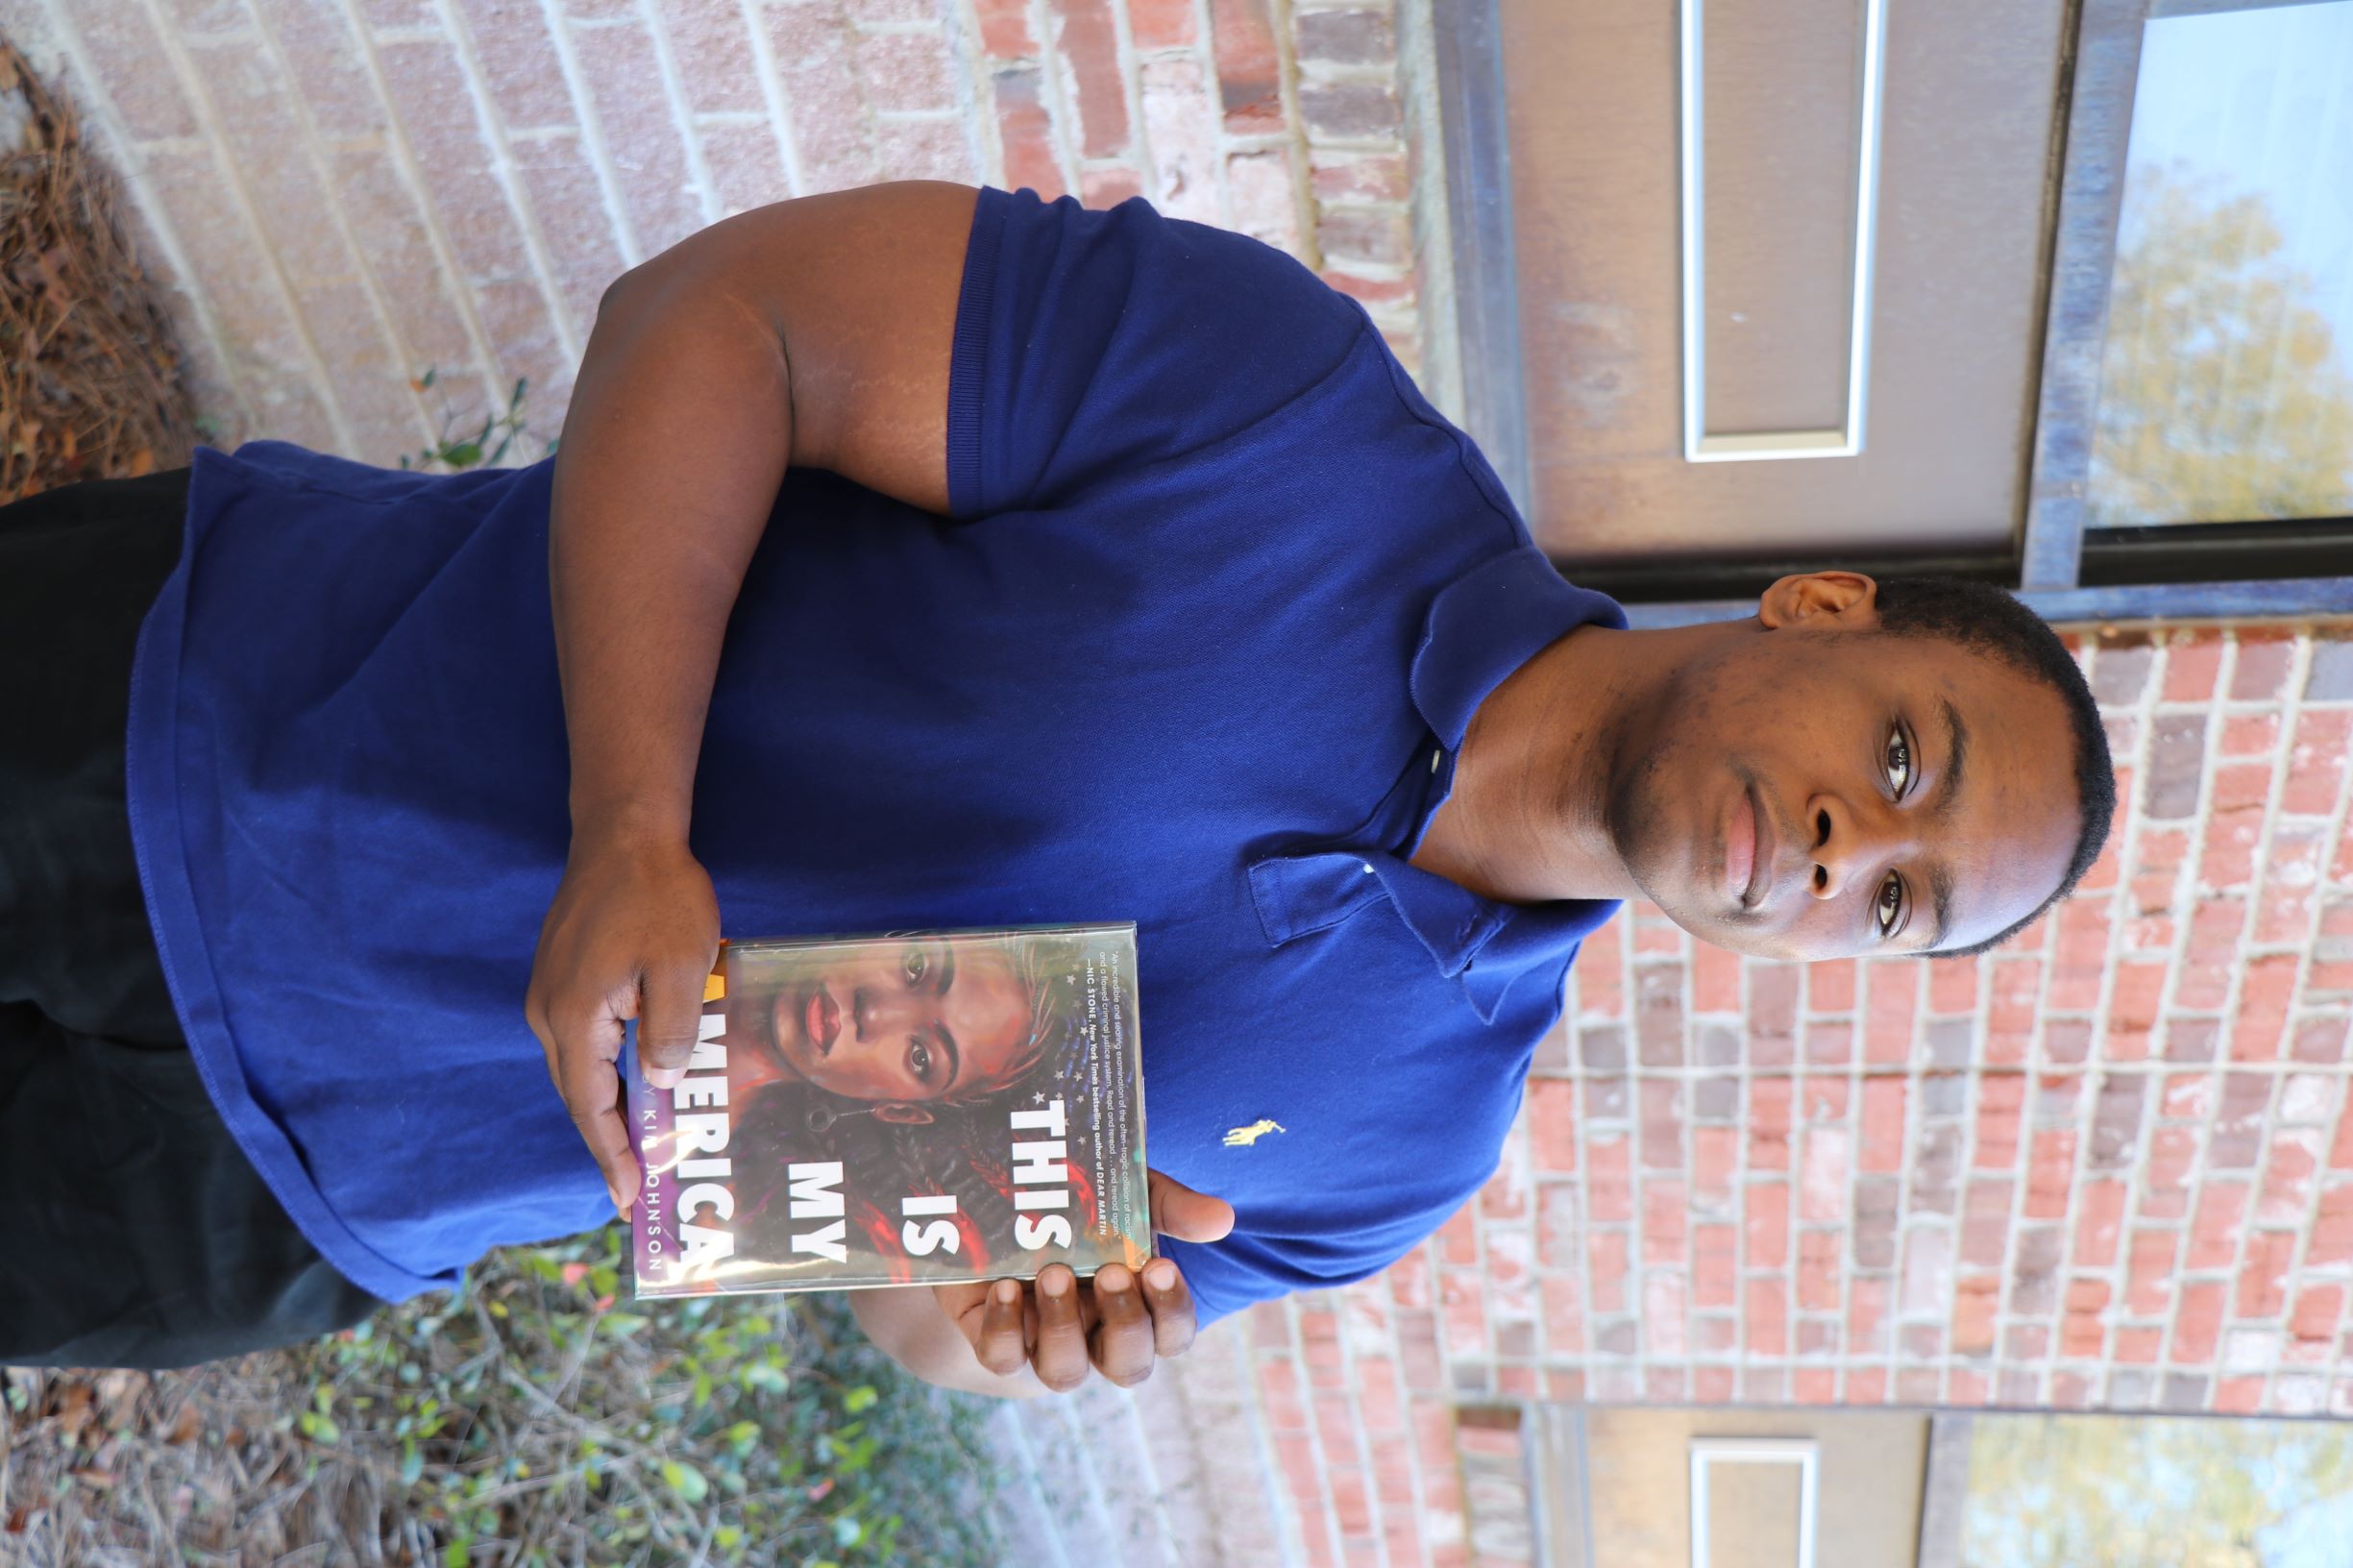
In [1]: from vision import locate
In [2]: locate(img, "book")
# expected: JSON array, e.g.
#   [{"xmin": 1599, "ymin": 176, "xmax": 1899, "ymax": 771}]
[{"xmin": 627, "ymin": 923, "xmax": 1152, "ymax": 1297}]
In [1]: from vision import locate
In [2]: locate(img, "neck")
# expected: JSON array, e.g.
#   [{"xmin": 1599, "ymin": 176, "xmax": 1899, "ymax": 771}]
[{"xmin": 1409, "ymin": 619, "xmax": 1733, "ymax": 904}]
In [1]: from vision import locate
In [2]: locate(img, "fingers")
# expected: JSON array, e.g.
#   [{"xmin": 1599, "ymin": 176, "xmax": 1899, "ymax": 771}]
[
  {"xmin": 1147, "ymin": 1169, "xmax": 1237, "ymax": 1244},
  {"xmin": 1088, "ymin": 1265, "xmax": 1155, "ymax": 1386},
  {"xmin": 635, "ymin": 953, "xmax": 714, "ymax": 1087},
  {"xmin": 551, "ymin": 1009, "xmax": 638, "ymax": 1215},
  {"xmin": 972, "ymin": 1279, "xmax": 1029, "ymax": 1379},
  {"xmin": 1031, "ymin": 1266, "xmax": 1091, "ymax": 1393},
  {"xmin": 1140, "ymin": 1255, "xmax": 1198, "ymax": 1360}
]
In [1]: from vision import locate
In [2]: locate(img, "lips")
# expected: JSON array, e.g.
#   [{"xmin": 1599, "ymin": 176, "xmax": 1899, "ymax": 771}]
[
  {"xmin": 804, "ymin": 986, "xmax": 842, "ymax": 1055},
  {"xmin": 1726, "ymin": 788, "xmax": 1758, "ymax": 907}
]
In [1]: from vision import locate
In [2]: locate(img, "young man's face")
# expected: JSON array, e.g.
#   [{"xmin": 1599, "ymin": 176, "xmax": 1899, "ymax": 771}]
[
  {"xmin": 743, "ymin": 938, "xmax": 1035, "ymax": 1103},
  {"xmin": 1606, "ymin": 626, "xmax": 2082, "ymax": 962}
]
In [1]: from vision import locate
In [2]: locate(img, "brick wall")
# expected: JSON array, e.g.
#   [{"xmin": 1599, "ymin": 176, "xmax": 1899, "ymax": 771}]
[
  {"xmin": 0, "ymin": 0, "xmax": 1426, "ymax": 465},
  {"xmin": 9, "ymin": 6, "xmax": 2353, "ymax": 1568}
]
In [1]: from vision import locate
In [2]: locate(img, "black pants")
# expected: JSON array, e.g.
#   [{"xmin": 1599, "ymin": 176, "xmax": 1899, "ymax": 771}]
[{"xmin": 1, "ymin": 470, "xmax": 383, "ymax": 1368}]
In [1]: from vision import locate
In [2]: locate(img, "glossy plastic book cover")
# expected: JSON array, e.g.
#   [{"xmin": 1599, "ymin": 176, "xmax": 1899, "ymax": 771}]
[{"xmin": 628, "ymin": 924, "xmax": 1150, "ymax": 1297}]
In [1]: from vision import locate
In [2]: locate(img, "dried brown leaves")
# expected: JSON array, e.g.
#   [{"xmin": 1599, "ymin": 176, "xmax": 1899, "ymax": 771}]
[{"xmin": 0, "ymin": 42, "xmax": 197, "ymax": 504}]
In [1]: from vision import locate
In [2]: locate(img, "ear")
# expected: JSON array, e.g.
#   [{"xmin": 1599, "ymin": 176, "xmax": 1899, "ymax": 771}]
[
  {"xmin": 871, "ymin": 1102, "xmax": 935, "ymax": 1126},
  {"xmin": 1756, "ymin": 571, "xmax": 1880, "ymax": 631}
]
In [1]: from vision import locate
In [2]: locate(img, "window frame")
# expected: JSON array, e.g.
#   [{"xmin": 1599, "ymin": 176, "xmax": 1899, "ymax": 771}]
[{"xmin": 1434, "ymin": 0, "xmax": 2353, "ymax": 628}]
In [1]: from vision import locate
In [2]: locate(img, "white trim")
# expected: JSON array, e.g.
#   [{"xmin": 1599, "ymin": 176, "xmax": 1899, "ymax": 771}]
[
  {"xmin": 1678, "ymin": 0, "xmax": 1886, "ymax": 462},
  {"xmin": 1688, "ymin": 1438, "xmax": 1820, "ymax": 1568}
]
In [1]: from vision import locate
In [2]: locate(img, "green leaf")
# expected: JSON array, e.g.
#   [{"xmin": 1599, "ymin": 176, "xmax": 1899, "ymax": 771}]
[
  {"xmin": 297, "ymin": 1410, "xmax": 342, "ymax": 1445},
  {"xmin": 400, "ymin": 1441, "xmax": 425, "ymax": 1487},
  {"xmin": 660, "ymin": 1459, "xmax": 709, "ymax": 1505},
  {"xmin": 443, "ymin": 1538, "xmax": 469, "ymax": 1568},
  {"xmin": 418, "ymin": 368, "xmax": 437, "ymax": 389},
  {"xmin": 844, "ymin": 1384, "xmax": 878, "ymax": 1414},
  {"xmin": 832, "ymin": 1515, "xmax": 864, "ymax": 1548},
  {"xmin": 440, "ymin": 443, "xmax": 483, "ymax": 469}
]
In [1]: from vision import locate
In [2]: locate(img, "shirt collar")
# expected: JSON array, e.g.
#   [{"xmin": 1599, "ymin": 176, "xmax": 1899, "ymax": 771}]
[
  {"xmin": 1250, "ymin": 547, "xmax": 1629, "ymax": 1021},
  {"xmin": 1409, "ymin": 546, "xmax": 1628, "ymax": 747}
]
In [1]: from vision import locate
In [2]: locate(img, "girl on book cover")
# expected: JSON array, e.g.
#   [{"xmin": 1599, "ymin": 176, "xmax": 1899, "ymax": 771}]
[{"xmin": 721, "ymin": 932, "xmax": 1109, "ymax": 1283}]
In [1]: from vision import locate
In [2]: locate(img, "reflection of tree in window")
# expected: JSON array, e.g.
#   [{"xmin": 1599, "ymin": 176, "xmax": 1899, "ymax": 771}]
[
  {"xmin": 1961, "ymin": 1413, "xmax": 2353, "ymax": 1567},
  {"xmin": 2087, "ymin": 164, "xmax": 2353, "ymax": 527}
]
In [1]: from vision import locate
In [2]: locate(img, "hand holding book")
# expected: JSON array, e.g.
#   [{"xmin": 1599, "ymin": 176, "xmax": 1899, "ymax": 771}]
[{"xmin": 938, "ymin": 1169, "xmax": 1233, "ymax": 1390}]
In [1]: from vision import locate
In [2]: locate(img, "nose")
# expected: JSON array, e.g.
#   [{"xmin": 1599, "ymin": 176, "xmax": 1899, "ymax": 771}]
[
  {"xmin": 853, "ymin": 988, "xmax": 923, "ymax": 1041},
  {"xmin": 1806, "ymin": 795, "xmax": 1901, "ymax": 901}
]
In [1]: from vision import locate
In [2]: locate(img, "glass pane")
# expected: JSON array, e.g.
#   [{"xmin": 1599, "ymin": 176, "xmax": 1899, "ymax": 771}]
[
  {"xmin": 2087, "ymin": 0, "xmax": 2353, "ymax": 527},
  {"xmin": 1961, "ymin": 1413, "xmax": 2353, "ymax": 1567}
]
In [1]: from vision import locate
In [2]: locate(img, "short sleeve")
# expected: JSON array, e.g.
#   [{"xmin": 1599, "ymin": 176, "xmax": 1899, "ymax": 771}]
[
  {"xmin": 945, "ymin": 186, "xmax": 1370, "ymax": 519},
  {"xmin": 1158, "ymin": 1210, "xmax": 1442, "ymax": 1330}
]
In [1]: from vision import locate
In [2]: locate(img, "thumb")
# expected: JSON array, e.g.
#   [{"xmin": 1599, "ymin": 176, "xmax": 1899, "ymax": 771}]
[
  {"xmin": 635, "ymin": 957, "xmax": 711, "ymax": 1087},
  {"xmin": 1147, "ymin": 1169, "xmax": 1236, "ymax": 1244}
]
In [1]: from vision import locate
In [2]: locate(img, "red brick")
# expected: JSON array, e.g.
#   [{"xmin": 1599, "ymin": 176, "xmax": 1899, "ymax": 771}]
[
  {"xmin": 1985, "ymin": 957, "xmax": 2040, "ymax": 1064},
  {"xmin": 2163, "ymin": 629, "xmax": 2223, "ymax": 700},
  {"xmin": 2074, "ymin": 1179, "xmax": 2125, "ymax": 1268},
  {"xmin": 2237, "ymin": 1231, "xmax": 2293, "ymax": 1318},
  {"xmin": 1587, "ymin": 1134, "xmax": 1631, "ymax": 1222},
  {"xmin": 855, "ymin": 26, "xmax": 959, "ymax": 113},
  {"xmin": 1694, "ymin": 1365, "xmax": 1736, "ymax": 1403},
  {"xmin": 509, "ymin": 132, "xmax": 627, "ymax": 335},
  {"xmin": 2259, "ymin": 1128, "xmax": 2323, "ymax": 1225},
  {"xmin": 2189, "ymin": 1180, "xmax": 2250, "ymax": 1270},
  {"xmin": 1210, "ymin": 0, "xmax": 1283, "ymax": 131},
  {"xmin": 2233, "ymin": 632, "xmax": 2295, "ymax": 700},
  {"xmin": 2285, "ymin": 709, "xmax": 2352, "ymax": 816},
  {"xmin": 1693, "ymin": 1125, "xmax": 1737, "ymax": 1211},
  {"xmin": 1300, "ymin": 79, "xmax": 1399, "ymax": 140},
  {"xmin": 1642, "ymin": 1180, "xmax": 1687, "ymax": 1265},
  {"xmin": 991, "ymin": 67, "xmax": 1066, "ymax": 197},
  {"xmin": 2116, "ymin": 1325, "xmax": 2163, "ymax": 1364},
  {"xmin": 2174, "ymin": 1281, "xmax": 2226, "ymax": 1364},
  {"xmin": 772, "ymin": 4, "xmax": 880, "ymax": 192},
  {"xmin": 257, "ymin": 0, "xmax": 389, "ymax": 139},
  {"xmin": 2143, "ymin": 1126, "xmax": 2196, "ymax": 1218},
  {"xmin": 1807, "ymin": 958, "xmax": 1857, "ymax": 1014},
  {"xmin": 2221, "ymin": 712, "xmax": 2282, "ymax": 758},
  {"xmin": 2254, "ymin": 824, "xmax": 2322, "ymax": 943},
  {"xmin": 1746, "ymin": 1180, "xmax": 1790, "ymax": 1267},
  {"xmin": 203, "ymin": 49, "xmax": 355, "ymax": 286},
  {"xmin": 1694, "ymin": 1223, "xmax": 1737, "ymax": 1309},
  {"xmin": 2214, "ymin": 1376, "xmax": 2265, "ymax": 1414},
  {"xmin": 1798, "ymin": 1230, "xmax": 1839, "ymax": 1311},
  {"xmin": 2024, "ymin": 1128, "xmax": 2076, "ymax": 1219},
  {"xmin": 575, "ymin": 21, "xmax": 708, "ymax": 253},
  {"xmin": 69, "ymin": 0, "xmax": 205, "ymax": 140},
  {"xmin": 1586, "ymin": 1230, "xmax": 1628, "ymax": 1314},
  {"xmin": 456, "ymin": 0, "xmax": 577, "ymax": 130},
  {"xmin": 1127, "ymin": 0, "xmax": 1197, "ymax": 48},
  {"xmin": 1943, "ymin": 1369, "xmax": 1984, "ymax": 1406},
  {"xmin": 1746, "ymin": 1277, "xmax": 1788, "ymax": 1356},
  {"xmin": 1974, "ymin": 1072, "xmax": 2025, "ymax": 1171},
  {"xmin": 1227, "ymin": 149, "xmax": 1300, "ymax": 251},
  {"xmin": 1050, "ymin": 0, "xmax": 1130, "ymax": 157},
  {"xmin": 1962, "ymin": 1178, "xmax": 2012, "ymax": 1267},
  {"xmin": 377, "ymin": 38, "xmax": 536, "ymax": 278},
  {"xmin": 699, "ymin": 121, "xmax": 791, "ymax": 216},
  {"xmin": 972, "ymin": 0, "xmax": 1036, "ymax": 55},
  {"xmin": 1861, "ymin": 961, "xmax": 1917, "ymax": 1064}
]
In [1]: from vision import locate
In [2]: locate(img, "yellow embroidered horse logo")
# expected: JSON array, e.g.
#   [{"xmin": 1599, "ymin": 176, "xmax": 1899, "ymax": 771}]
[{"xmin": 1223, "ymin": 1119, "xmax": 1286, "ymax": 1147}]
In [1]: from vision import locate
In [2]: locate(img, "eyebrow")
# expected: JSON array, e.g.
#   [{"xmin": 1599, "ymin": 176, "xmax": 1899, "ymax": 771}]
[
  {"xmin": 932, "ymin": 942, "xmax": 956, "ymax": 998},
  {"xmin": 934, "ymin": 1022, "xmax": 962, "ymax": 1092},
  {"xmin": 1924, "ymin": 698, "xmax": 1969, "ymax": 950}
]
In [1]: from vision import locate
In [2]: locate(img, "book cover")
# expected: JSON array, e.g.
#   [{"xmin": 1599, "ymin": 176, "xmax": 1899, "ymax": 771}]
[{"xmin": 628, "ymin": 923, "xmax": 1151, "ymax": 1297}]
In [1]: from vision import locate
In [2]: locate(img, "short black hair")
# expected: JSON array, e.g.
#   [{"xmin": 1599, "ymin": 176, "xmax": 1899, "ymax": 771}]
[{"xmin": 1869, "ymin": 576, "xmax": 2116, "ymax": 957}]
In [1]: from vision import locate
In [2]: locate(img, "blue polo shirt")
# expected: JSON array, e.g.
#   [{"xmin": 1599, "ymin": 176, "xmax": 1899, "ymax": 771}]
[{"xmin": 126, "ymin": 187, "xmax": 1624, "ymax": 1323}]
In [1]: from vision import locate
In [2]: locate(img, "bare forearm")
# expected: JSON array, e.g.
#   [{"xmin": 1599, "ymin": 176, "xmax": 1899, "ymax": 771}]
[{"xmin": 549, "ymin": 266, "xmax": 791, "ymax": 840}]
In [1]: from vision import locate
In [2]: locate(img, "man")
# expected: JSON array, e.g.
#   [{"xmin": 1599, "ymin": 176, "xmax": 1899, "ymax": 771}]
[{"xmin": 0, "ymin": 183, "xmax": 2112, "ymax": 1392}]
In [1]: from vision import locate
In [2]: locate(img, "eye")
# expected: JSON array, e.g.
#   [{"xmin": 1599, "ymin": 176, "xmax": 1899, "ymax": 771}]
[
  {"xmin": 907, "ymin": 1038, "xmax": 933, "ymax": 1082},
  {"xmin": 902, "ymin": 945, "xmax": 927, "ymax": 987},
  {"xmin": 1885, "ymin": 725, "xmax": 1912, "ymax": 796},
  {"xmin": 1876, "ymin": 871, "xmax": 1905, "ymax": 937}
]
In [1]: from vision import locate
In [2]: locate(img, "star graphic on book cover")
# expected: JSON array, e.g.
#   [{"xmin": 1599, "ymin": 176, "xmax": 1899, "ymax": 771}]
[{"xmin": 1032, "ymin": 1090, "xmax": 1047, "ymax": 1104}]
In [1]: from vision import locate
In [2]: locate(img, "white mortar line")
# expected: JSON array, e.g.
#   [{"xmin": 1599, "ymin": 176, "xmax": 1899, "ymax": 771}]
[
  {"xmin": 522, "ymin": 0, "xmax": 646, "ymax": 272},
  {"xmin": 738, "ymin": 0, "xmax": 814, "ymax": 198},
  {"xmin": 130, "ymin": 0, "xmax": 363, "ymax": 453},
  {"xmin": 632, "ymin": 0, "xmax": 726, "ymax": 230}
]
